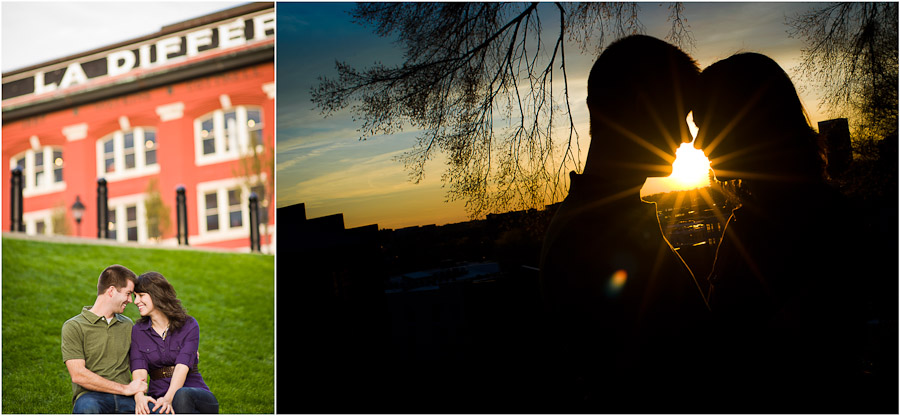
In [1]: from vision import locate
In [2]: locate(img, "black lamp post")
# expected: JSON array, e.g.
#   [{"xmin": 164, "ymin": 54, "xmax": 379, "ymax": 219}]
[{"xmin": 71, "ymin": 196, "xmax": 85, "ymax": 237}]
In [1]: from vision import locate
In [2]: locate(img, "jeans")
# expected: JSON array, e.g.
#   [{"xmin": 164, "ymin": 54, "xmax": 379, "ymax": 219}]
[
  {"xmin": 171, "ymin": 387, "xmax": 219, "ymax": 414},
  {"xmin": 73, "ymin": 392, "xmax": 136, "ymax": 414}
]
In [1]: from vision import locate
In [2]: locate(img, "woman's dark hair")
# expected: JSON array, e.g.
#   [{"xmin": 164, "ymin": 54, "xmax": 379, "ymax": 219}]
[
  {"xmin": 695, "ymin": 52, "xmax": 825, "ymax": 180},
  {"xmin": 135, "ymin": 271, "xmax": 189, "ymax": 330}
]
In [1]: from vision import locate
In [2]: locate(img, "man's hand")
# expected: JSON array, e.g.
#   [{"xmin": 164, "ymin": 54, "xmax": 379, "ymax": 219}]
[
  {"xmin": 123, "ymin": 377, "xmax": 148, "ymax": 396},
  {"xmin": 66, "ymin": 359, "xmax": 144, "ymax": 396}
]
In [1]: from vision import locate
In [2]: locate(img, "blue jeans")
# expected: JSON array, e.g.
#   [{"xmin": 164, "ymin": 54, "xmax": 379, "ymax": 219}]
[
  {"xmin": 171, "ymin": 387, "xmax": 218, "ymax": 414},
  {"xmin": 73, "ymin": 392, "xmax": 136, "ymax": 414}
]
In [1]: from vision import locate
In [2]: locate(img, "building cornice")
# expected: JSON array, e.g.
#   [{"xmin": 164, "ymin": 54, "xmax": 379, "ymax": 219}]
[
  {"xmin": 2, "ymin": 2, "xmax": 272, "ymax": 77},
  {"xmin": 2, "ymin": 45, "xmax": 273, "ymax": 124}
]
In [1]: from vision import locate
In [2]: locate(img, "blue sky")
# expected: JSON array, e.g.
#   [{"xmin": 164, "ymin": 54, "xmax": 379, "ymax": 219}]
[{"xmin": 276, "ymin": 2, "xmax": 831, "ymax": 230}]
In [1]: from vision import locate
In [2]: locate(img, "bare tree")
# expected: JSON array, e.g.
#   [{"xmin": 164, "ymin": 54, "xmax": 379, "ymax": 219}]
[
  {"xmin": 787, "ymin": 3, "xmax": 898, "ymax": 140},
  {"xmin": 311, "ymin": 2, "xmax": 693, "ymax": 218},
  {"xmin": 234, "ymin": 128, "xmax": 274, "ymax": 253}
]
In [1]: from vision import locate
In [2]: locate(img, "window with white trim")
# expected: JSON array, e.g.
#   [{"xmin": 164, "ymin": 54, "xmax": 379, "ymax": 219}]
[
  {"xmin": 127, "ymin": 206, "xmax": 140, "ymax": 242},
  {"xmin": 201, "ymin": 186, "xmax": 245, "ymax": 234},
  {"xmin": 36, "ymin": 220, "xmax": 46, "ymax": 235},
  {"xmin": 23, "ymin": 209, "xmax": 55, "ymax": 236},
  {"xmin": 105, "ymin": 196, "xmax": 147, "ymax": 243},
  {"xmin": 96, "ymin": 127, "xmax": 160, "ymax": 181},
  {"xmin": 204, "ymin": 191, "xmax": 220, "ymax": 232},
  {"xmin": 228, "ymin": 188, "xmax": 243, "ymax": 228},
  {"xmin": 194, "ymin": 176, "xmax": 268, "ymax": 245},
  {"xmin": 108, "ymin": 207, "xmax": 118, "ymax": 241},
  {"xmin": 9, "ymin": 146, "xmax": 66, "ymax": 197},
  {"xmin": 194, "ymin": 106, "xmax": 265, "ymax": 166},
  {"xmin": 246, "ymin": 108, "xmax": 264, "ymax": 153}
]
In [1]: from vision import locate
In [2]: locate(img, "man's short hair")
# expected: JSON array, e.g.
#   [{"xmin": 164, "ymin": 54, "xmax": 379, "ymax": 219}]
[
  {"xmin": 587, "ymin": 35, "xmax": 698, "ymax": 121},
  {"xmin": 97, "ymin": 264, "xmax": 137, "ymax": 295}
]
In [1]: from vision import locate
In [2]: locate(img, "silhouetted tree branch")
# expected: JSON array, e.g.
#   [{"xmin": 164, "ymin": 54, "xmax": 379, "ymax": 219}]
[
  {"xmin": 787, "ymin": 3, "xmax": 898, "ymax": 139},
  {"xmin": 312, "ymin": 2, "xmax": 694, "ymax": 218}
]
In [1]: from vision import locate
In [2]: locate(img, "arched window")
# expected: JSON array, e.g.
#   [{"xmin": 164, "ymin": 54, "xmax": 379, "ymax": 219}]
[
  {"xmin": 194, "ymin": 106, "xmax": 264, "ymax": 166},
  {"xmin": 96, "ymin": 127, "xmax": 160, "ymax": 181},
  {"xmin": 9, "ymin": 146, "xmax": 65, "ymax": 197}
]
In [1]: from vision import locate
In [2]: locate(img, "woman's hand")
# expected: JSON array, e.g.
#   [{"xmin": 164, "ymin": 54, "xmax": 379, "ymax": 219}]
[
  {"xmin": 151, "ymin": 394, "xmax": 175, "ymax": 414},
  {"xmin": 134, "ymin": 392, "xmax": 157, "ymax": 415}
]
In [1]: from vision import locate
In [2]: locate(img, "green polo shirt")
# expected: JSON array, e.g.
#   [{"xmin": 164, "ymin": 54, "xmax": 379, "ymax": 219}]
[{"xmin": 61, "ymin": 307, "xmax": 134, "ymax": 404}]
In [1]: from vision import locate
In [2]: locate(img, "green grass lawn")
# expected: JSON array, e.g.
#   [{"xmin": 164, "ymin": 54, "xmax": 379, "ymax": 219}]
[{"xmin": 2, "ymin": 237, "xmax": 275, "ymax": 413}]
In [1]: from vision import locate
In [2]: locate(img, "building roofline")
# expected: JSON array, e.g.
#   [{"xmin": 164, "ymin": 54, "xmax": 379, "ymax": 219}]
[
  {"xmin": 1, "ymin": 45, "xmax": 273, "ymax": 124},
  {"xmin": 2, "ymin": 2, "xmax": 273, "ymax": 77}
]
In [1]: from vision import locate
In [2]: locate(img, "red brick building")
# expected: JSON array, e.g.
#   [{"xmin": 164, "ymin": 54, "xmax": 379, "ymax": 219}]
[{"xmin": 2, "ymin": 3, "xmax": 275, "ymax": 252}]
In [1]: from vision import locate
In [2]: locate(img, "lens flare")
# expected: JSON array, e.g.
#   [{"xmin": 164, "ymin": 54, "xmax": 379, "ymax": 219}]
[{"xmin": 606, "ymin": 269, "xmax": 628, "ymax": 297}]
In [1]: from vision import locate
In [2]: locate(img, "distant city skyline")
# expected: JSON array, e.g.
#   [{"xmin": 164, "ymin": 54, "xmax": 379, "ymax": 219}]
[{"xmin": 277, "ymin": 2, "xmax": 831, "ymax": 230}]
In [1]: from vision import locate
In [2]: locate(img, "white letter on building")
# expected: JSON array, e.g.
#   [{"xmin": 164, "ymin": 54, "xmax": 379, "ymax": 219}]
[
  {"xmin": 218, "ymin": 18, "xmax": 247, "ymax": 49},
  {"xmin": 155, "ymin": 36, "xmax": 183, "ymax": 66},
  {"xmin": 107, "ymin": 50, "xmax": 136, "ymax": 77},
  {"xmin": 139, "ymin": 44, "xmax": 154, "ymax": 69},
  {"xmin": 59, "ymin": 62, "xmax": 89, "ymax": 89},
  {"xmin": 186, "ymin": 28, "xmax": 214, "ymax": 57},
  {"xmin": 253, "ymin": 13, "xmax": 275, "ymax": 41},
  {"xmin": 34, "ymin": 72, "xmax": 58, "ymax": 95}
]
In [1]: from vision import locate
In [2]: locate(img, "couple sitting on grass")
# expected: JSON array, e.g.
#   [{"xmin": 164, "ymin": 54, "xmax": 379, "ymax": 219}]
[{"xmin": 62, "ymin": 265, "xmax": 218, "ymax": 414}]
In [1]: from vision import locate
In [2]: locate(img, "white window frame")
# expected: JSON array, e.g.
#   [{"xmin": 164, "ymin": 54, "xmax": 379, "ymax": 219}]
[
  {"xmin": 193, "ymin": 106, "xmax": 264, "ymax": 166},
  {"xmin": 95, "ymin": 127, "xmax": 160, "ymax": 182},
  {"xmin": 9, "ymin": 147, "xmax": 67, "ymax": 197},
  {"xmin": 23, "ymin": 208, "xmax": 55, "ymax": 236},
  {"xmin": 192, "ymin": 175, "xmax": 267, "ymax": 245},
  {"xmin": 106, "ymin": 194, "xmax": 148, "ymax": 243}
]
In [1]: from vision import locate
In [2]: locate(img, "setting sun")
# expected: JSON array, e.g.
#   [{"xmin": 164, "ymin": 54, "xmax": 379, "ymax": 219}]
[
  {"xmin": 668, "ymin": 112, "xmax": 712, "ymax": 191},
  {"xmin": 669, "ymin": 142, "xmax": 711, "ymax": 190},
  {"xmin": 641, "ymin": 112, "xmax": 712, "ymax": 196}
]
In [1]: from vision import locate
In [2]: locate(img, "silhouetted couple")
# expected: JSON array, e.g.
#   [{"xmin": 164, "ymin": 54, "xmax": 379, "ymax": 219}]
[{"xmin": 540, "ymin": 35, "xmax": 872, "ymax": 413}]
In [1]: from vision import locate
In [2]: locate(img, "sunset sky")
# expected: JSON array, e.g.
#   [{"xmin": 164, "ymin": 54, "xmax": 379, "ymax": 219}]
[
  {"xmin": 3, "ymin": 2, "xmax": 834, "ymax": 232},
  {"xmin": 276, "ymin": 2, "xmax": 832, "ymax": 230}
]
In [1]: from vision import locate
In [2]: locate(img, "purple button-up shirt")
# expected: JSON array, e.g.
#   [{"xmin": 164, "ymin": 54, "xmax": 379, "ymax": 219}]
[{"xmin": 130, "ymin": 316, "xmax": 210, "ymax": 398}]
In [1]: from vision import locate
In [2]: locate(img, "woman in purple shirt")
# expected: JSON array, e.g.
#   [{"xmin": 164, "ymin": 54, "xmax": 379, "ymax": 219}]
[{"xmin": 130, "ymin": 272, "xmax": 218, "ymax": 414}]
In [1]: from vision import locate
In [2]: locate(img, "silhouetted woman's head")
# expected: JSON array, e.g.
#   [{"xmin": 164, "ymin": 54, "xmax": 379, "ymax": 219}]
[
  {"xmin": 693, "ymin": 53, "xmax": 823, "ymax": 182},
  {"xmin": 134, "ymin": 271, "xmax": 189, "ymax": 330}
]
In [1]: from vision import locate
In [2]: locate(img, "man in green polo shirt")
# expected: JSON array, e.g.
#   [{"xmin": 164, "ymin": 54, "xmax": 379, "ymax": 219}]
[{"xmin": 62, "ymin": 264, "xmax": 147, "ymax": 413}]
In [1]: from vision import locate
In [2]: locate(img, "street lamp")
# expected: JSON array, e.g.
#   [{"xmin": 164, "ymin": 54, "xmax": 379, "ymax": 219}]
[{"xmin": 71, "ymin": 196, "xmax": 85, "ymax": 237}]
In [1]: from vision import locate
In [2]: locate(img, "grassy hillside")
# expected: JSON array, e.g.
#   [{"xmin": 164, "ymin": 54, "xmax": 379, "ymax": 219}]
[{"xmin": 2, "ymin": 237, "xmax": 274, "ymax": 414}]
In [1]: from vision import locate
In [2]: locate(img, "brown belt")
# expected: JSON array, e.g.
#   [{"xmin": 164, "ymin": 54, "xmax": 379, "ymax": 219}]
[{"xmin": 149, "ymin": 365, "xmax": 199, "ymax": 379}]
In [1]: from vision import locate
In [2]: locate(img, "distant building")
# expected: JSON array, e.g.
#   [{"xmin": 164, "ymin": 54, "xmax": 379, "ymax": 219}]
[
  {"xmin": 818, "ymin": 118, "xmax": 852, "ymax": 179},
  {"xmin": 2, "ymin": 3, "xmax": 275, "ymax": 252}
]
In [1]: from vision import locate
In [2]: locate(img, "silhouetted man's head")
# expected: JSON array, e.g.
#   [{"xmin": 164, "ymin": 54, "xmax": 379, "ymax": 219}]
[{"xmin": 585, "ymin": 35, "xmax": 698, "ymax": 177}]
